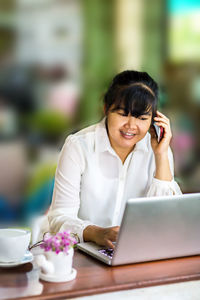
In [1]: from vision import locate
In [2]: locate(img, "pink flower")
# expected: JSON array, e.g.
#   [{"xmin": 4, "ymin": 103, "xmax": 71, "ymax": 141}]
[{"xmin": 40, "ymin": 230, "xmax": 77, "ymax": 254}]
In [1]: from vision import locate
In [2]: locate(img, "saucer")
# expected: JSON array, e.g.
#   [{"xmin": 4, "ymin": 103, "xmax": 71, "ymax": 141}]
[
  {"xmin": 0, "ymin": 251, "xmax": 33, "ymax": 268},
  {"xmin": 39, "ymin": 268, "xmax": 77, "ymax": 282}
]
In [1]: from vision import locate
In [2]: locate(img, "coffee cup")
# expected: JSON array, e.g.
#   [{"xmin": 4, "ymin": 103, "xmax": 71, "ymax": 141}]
[{"xmin": 0, "ymin": 228, "xmax": 31, "ymax": 263}]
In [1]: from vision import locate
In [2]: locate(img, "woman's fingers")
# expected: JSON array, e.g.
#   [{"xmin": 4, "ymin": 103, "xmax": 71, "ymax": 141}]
[
  {"xmin": 154, "ymin": 111, "xmax": 172, "ymax": 139},
  {"xmin": 155, "ymin": 112, "xmax": 170, "ymax": 125},
  {"xmin": 105, "ymin": 240, "xmax": 115, "ymax": 249},
  {"xmin": 156, "ymin": 110, "xmax": 169, "ymax": 120},
  {"xmin": 154, "ymin": 117, "xmax": 169, "ymax": 126},
  {"xmin": 151, "ymin": 111, "xmax": 172, "ymax": 155},
  {"xmin": 154, "ymin": 122, "xmax": 168, "ymax": 131},
  {"xmin": 87, "ymin": 225, "xmax": 119, "ymax": 248},
  {"xmin": 153, "ymin": 123, "xmax": 172, "ymax": 141},
  {"xmin": 154, "ymin": 122, "xmax": 171, "ymax": 134},
  {"xmin": 107, "ymin": 226, "xmax": 119, "ymax": 240},
  {"xmin": 104, "ymin": 226, "xmax": 119, "ymax": 248},
  {"xmin": 112, "ymin": 226, "xmax": 120, "ymax": 233}
]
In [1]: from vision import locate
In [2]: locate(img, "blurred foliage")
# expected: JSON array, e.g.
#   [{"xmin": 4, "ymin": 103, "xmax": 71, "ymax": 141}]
[
  {"xmin": 26, "ymin": 110, "xmax": 70, "ymax": 140},
  {"xmin": 142, "ymin": 0, "xmax": 164, "ymax": 81},
  {"xmin": 80, "ymin": 0, "xmax": 116, "ymax": 125}
]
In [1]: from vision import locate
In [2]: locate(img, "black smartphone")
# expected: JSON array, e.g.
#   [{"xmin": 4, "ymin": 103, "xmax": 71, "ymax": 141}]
[{"xmin": 153, "ymin": 123, "xmax": 164, "ymax": 143}]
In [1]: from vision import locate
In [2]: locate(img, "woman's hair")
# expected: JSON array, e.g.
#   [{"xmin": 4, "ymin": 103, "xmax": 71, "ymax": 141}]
[{"xmin": 103, "ymin": 70, "xmax": 158, "ymax": 120}]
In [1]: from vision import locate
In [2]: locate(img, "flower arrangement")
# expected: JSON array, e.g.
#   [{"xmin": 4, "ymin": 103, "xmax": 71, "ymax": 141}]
[
  {"xmin": 30, "ymin": 230, "xmax": 77, "ymax": 255},
  {"xmin": 40, "ymin": 231, "xmax": 77, "ymax": 254}
]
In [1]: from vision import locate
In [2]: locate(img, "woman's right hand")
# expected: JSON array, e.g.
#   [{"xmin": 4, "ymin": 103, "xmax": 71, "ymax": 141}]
[{"xmin": 83, "ymin": 225, "xmax": 119, "ymax": 249}]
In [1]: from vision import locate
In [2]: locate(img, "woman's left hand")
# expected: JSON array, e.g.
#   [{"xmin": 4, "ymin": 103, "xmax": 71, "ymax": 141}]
[{"xmin": 150, "ymin": 111, "xmax": 172, "ymax": 155}]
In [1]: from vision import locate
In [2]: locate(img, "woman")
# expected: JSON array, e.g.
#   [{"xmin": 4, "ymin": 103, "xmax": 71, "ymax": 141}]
[{"xmin": 47, "ymin": 70, "xmax": 182, "ymax": 249}]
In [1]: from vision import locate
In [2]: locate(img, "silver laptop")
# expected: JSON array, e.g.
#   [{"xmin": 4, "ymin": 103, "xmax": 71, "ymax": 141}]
[{"xmin": 77, "ymin": 193, "xmax": 200, "ymax": 266}]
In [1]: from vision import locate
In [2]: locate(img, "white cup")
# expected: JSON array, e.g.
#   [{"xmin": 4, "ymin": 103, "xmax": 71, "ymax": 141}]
[{"xmin": 0, "ymin": 228, "xmax": 31, "ymax": 262}]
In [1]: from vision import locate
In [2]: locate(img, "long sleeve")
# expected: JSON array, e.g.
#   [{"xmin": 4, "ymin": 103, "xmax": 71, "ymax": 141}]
[
  {"xmin": 146, "ymin": 177, "xmax": 182, "ymax": 196},
  {"xmin": 147, "ymin": 147, "xmax": 182, "ymax": 196},
  {"xmin": 47, "ymin": 136, "xmax": 93, "ymax": 243}
]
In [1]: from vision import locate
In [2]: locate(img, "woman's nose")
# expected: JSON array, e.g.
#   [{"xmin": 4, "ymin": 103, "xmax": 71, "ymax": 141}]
[{"xmin": 124, "ymin": 116, "xmax": 137, "ymax": 129}]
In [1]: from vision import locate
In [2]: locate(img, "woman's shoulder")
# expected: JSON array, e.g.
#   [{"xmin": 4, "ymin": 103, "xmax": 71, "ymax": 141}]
[{"xmin": 73, "ymin": 123, "xmax": 97, "ymax": 138}]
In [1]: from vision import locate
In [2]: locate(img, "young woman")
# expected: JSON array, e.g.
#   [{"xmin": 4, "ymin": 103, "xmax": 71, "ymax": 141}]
[{"xmin": 47, "ymin": 70, "xmax": 182, "ymax": 249}]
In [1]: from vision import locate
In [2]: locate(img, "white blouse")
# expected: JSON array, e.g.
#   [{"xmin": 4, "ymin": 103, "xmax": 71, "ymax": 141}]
[{"xmin": 47, "ymin": 118, "xmax": 182, "ymax": 242}]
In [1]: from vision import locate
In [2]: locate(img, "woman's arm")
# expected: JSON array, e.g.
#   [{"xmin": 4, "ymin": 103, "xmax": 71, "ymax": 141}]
[
  {"xmin": 48, "ymin": 136, "xmax": 93, "ymax": 243},
  {"xmin": 48, "ymin": 135, "xmax": 120, "ymax": 247},
  {"xmin": 150, "ymin": 110, "xmax": 173, "ymax": 181},
  {"xmin": 148, "ymin": 111, "xmax": 182, "ymax": 195},
  {"xmin": 146, "ymin": 148, "xmax": 182, "ymax": 196},
  {"xmin": 154, "ymin": 153, "xmax": 172, "ymax": 181}
]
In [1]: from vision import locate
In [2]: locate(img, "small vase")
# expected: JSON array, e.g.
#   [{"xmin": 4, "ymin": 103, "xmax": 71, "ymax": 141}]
[{"xmin": 35, "ymin": 248, "xmax": 77, "ymax": 282}]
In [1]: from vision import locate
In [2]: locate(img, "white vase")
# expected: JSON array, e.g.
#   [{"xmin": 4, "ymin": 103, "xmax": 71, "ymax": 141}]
[{"xmin": 35, "ymin": 248, "xmax": 77, "ymax": 282}]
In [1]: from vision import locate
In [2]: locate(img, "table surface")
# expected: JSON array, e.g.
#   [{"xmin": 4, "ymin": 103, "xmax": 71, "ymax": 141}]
[{"xmin": 1, "ymin": 249, "xmax": 200, "ymax": 300}]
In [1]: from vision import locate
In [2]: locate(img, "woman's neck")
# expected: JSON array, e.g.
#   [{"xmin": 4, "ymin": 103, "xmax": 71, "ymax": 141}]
[{"xmin": 114, "ymin": 146, "xmax": 135, "ymax": 164}]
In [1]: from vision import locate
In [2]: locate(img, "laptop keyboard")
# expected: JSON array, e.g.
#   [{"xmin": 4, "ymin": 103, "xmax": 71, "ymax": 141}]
[{"xmin": 98, "ymin": 248, "xmax": 114, "ymax": 259}]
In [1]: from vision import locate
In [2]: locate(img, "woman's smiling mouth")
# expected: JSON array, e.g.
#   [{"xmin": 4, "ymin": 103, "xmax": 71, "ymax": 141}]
[{"xmin": 120, "ymin": 131, "xmax": 136, "ymax": 139}]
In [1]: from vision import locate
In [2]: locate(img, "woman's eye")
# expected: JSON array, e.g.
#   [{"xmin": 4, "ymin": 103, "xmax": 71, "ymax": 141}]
[
  {"xmin": 118, "ymin": 111, "xmax": 127, "ymax": 116},
  {"xmin": 139, "ymin": 117, "xmax": 148, "ymax": 120}
]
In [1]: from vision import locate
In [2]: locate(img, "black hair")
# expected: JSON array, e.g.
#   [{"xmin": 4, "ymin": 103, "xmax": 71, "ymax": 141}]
[{"xmin": 103, "ymin": 70, "xmax": 158, "ymax": 121}]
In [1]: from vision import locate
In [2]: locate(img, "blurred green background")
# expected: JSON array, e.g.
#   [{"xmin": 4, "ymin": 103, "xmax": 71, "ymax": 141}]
[{"xmin": 0, "ymin": 0, "xmax": 200, "ymax": 225}]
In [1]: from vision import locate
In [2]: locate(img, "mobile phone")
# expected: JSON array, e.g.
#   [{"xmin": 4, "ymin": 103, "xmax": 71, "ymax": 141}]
[{"xmin": 153, "ymin": 123, "xmax": 164, "ymax": 143}]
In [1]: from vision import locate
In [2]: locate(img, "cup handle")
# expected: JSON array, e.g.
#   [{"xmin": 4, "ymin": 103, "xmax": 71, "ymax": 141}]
[{"xmin": 35, "ymin": 254, "xmax": 54, "ymax": 274}]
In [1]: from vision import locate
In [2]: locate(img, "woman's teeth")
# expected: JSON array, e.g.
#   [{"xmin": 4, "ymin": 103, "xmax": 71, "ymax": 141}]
[
  {"xmin": 121, "ymin": 131, "xmax": 136, "ymax": 137},
  {"xmin": 124, "ymin": 133, "xmax": 134, "ymax": 136}
]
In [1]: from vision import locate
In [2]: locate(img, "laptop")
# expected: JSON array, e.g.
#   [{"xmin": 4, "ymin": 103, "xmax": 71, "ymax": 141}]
[{"xmin": 77, "ymin": 193, "xmax": 200, "ymax": 266}]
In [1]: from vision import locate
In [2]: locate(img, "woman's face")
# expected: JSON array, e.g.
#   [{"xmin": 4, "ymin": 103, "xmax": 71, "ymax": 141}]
[{"xmin": 106, "ymin": 107, "xmax": 152, "ymax": 158}]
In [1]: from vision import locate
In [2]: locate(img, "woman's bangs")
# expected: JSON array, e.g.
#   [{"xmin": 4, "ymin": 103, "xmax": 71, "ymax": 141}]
[{"xmin": 118, "ymin": 87, "xmax": 155, "ymax": 116}]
